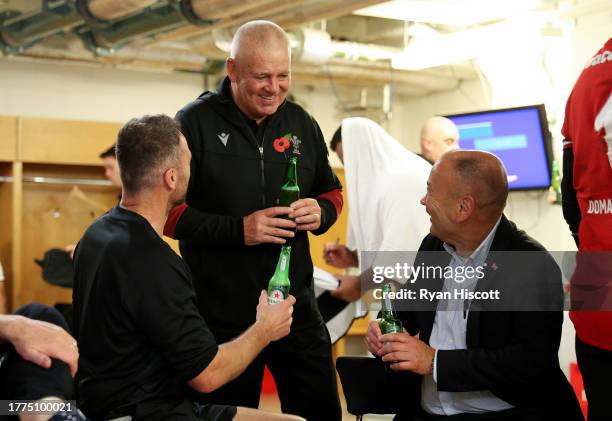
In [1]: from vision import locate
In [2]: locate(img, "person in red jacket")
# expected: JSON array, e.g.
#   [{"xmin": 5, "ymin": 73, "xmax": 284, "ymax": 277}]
[{"xmin": 561, "ymin": 37, "xmax": 612, "ymax": 421}]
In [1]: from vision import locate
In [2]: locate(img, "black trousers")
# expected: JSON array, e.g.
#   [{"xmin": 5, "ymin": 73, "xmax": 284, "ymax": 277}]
[
  {"xmin": 402, "ymin": 407, "xmax": 551, "ymax": 421},
  {"xmin": 0, "ymin": 304, "xmax": 73, "ymax": 421},
  {"xmin": 192, "ymin": 319, "xmax": 341, "ymax": 421},
  {"xmin": 576, "ymin": 336, "xmax": 612, "ymax": 421}
]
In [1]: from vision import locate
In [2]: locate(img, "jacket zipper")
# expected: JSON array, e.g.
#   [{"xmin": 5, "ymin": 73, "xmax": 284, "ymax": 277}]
[{"xmin": 258, "ymin": 139, "xmax": 266, "ymax": 209}]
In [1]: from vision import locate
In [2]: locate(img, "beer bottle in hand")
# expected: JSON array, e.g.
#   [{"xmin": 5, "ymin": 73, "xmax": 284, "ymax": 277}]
[
  {"xmin": 551, "ymin": 159, "xmax": 562, "ymax": 204},
  {"xmin": 379, "ymin": 282, "xmax": 403, "ymax": 371},
  {"xmin": 278, "ymin": 156, "xmax": 300, "ymax": 207},
  {"xmin": 268, "ymin": 245, "xmax": 291, "ymax": 305}
]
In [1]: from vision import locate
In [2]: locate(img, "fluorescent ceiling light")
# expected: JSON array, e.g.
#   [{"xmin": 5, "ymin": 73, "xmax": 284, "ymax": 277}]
[{"xmin": 354, "ymin": 0, "xmax": 541, "ymax": 27}]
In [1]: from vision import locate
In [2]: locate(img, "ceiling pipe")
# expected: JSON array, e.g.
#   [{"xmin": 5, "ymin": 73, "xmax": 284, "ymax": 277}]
[
  {"xmin": 135, "ymin": 0, "xmax": 309, "ymax": 47},
  {"xmin": 79, "ymin": 2, "xmax": 187, "ymax": 53},
  {"xmin": 79, "ymin": 0, "xmax": 226, "ymax": 55},
  {"xmin": 0, "ymin": 0, "xmax": 82, "ymax": 52},
  {"xmin": 190, "ymin": 0, "xmax": 278, "ymax": 21},
  {"xmin": 149, "ymin": 0, "xmax": 386, "ymax": 48},
  {"xmin": 77, "ymin": 0, "xmax": 158, "ymax": 26},
  {"xmin": 0, "ymin": 0, "xmax": 158, "ymax": 53},
  {"xmin": 291, "ymin": 27, "xmax": 332, "ymax": 64},
  {"xmin": 1, "ymin": 0, "xmax": 271, "ymax": 57}
]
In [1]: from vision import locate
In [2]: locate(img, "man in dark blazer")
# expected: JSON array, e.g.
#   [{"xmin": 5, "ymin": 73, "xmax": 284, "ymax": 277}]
[{"xmin": 365, "ymin": 150, "xmax": 583, "ymax": 421}]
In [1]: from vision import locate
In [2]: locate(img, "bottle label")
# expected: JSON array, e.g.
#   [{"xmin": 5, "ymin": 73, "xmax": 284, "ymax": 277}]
[
  {"xmin": 268, "ymin": 286, "xmax": 289, "ymax": 305},
  {"xmin": 383, "ymin": 324, "xmax": 403, "ymax": 334},
  {"xmin": 379, "ymin": 319, "xmax": 403, "ymax": 334},
  {"xmin": 280, "ymin": 255, "xmax": 287, "ymax": 271}
]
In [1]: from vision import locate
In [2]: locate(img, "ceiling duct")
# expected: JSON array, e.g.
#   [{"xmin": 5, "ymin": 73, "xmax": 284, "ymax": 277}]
[
  {"xmin": 0, "ymin": 0, "xmax": 156, "ymax": 53},
  {"xmin": 78, "ymin": 0, "xmax": 219, "ymax": 54},
  {"xmin": 78, "ymin": 0, "xmax": 158, "ymax": 25},
  {"xmin": 290, "ymin": 28, "xmax": 399, "ymax": 66},
  {"xmin": 190, "ymin": 0, "xmax": 276, "ymax": 22},
  {"xmin": 291, "ymin": 27, "xmax": 332, "ymax": 64},
  {"xmin": 78, "ymin": 2, "xmax": 184, "ymax": 53},
  {"xmin": 0, "ymin": 0, "xmax": 82, "ymax": 53}
]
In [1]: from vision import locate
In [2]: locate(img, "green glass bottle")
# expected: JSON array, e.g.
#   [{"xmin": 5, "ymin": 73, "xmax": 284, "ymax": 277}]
[
  {"xmin": 278, "ymin": 157, "xmax": 300, "ymax": 207},
  {"xmin": 551, "ymin": 160, "xmax": 562, "ymax": 205},
  {"xmin": 379, "ymin": 282, "xmax": 403, "ymax": 372},
  {"xmin": 268, "ymin": 245, "xmax": 291, "ymax": 305},
  {"xmin": 379, "ymin": 283, "xmax": 403, "ymax": 334}
]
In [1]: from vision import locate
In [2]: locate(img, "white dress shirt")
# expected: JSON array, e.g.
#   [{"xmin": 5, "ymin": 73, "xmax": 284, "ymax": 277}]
[{"xmin": 421, "ymin": 217, "xmax": 514, "ymax": 415}]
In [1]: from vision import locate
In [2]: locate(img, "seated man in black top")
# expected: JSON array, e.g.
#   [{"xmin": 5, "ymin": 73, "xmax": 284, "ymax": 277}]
[{"xmin": 73, "ymin": 115, "xmax": 299, "ymax": 421}]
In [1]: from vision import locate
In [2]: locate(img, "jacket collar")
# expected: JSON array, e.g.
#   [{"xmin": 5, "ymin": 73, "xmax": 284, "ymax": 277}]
[
  {"xmin": 488, "ymin": 214, "xmax": 516, "ymax": 252},
  {"xmin": 207, "ymin": 76, "xmax": 288, "ymax": 130}
]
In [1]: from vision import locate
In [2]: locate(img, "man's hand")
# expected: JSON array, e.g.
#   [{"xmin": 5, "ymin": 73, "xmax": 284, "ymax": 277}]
[
  {"xmin": 330, "ymin": 275, "xmax": 362, "ymax": 303},
  {"xmin": 5, "ymin": 315, "xmax": 79, "ymax": 377},
  {"xmin": 255, "ymin": 290, "xmax": 296, "ymax": 342},
  {"xmin": 289, "ymin": 199, "xmax": 321, "ymax": 231},
  {"xmin": 365, "ymin": 319, "xmax": 385, "ymax": 356},
  {"xmin": 380, "ymin": 332, "xmax": 435, "ymax": 375},
  {"xmin": 323, "ymin": 243, "xmax": 358, "ymax": 268},
  {"xmin": 243, "ymin": 207, "xmax": 296, "ymax": 245}
]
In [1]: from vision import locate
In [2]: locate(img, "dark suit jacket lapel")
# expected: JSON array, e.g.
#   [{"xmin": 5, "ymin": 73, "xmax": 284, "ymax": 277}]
[{"xmin": 465, "ymin": 261, "xmax": 500, "ymax": 346}]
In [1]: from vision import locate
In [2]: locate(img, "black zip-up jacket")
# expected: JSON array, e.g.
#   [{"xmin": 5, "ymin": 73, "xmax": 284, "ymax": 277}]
[{"xmin": 169, "ymin": 78, "xmax": 343, "ymax": 335}]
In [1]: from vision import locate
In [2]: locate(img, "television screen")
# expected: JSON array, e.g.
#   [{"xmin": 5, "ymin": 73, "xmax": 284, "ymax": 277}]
[{"xmin": 446, "ymin": 105, "xmax": 552, "ymax": 191}]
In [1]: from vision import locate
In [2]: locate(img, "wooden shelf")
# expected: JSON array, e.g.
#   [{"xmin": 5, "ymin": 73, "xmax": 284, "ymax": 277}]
[
  {"xmin": 20, "ymin": 117, "xmax": 121, "ymax": 165},
  {"xmin": 0, "ymin": 115, "xmax": 121, "ymax": 311}
]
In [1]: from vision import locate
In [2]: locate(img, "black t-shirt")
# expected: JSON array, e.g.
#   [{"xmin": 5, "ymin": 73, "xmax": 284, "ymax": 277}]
[{"xmin": 73, "ymin": 206, "xmax": 218, "ymax": 420}]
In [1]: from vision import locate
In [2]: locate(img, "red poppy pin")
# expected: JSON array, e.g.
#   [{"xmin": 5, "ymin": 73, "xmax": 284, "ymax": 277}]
[
  {"xmin": 273, "ymin": 135, "xmax": 291, "ymax": 153},
  {"xmin": 273, "ymin": 132, "xmax": 302, "ymax": 155}
]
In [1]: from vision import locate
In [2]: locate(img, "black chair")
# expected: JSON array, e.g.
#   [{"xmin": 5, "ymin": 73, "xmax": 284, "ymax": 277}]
[
  {"xmin": 336, "ymin": 356, "xmax": 420, "ymax": 421},
  {"xmin": 35, "ymin": 248, "xmax": 75, "ymax": 333}
]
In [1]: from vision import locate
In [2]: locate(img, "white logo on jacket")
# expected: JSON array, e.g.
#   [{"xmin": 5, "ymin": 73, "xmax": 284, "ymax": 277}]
[
  {"xmin": 217, "ymin": 133, "xmax": 230, "ymax": 146},
  {"xmin": 587, "ymin": 199, "xmax": 612, "ymax": 214},
  {"xmin": 594, "ymin": 92, "xmax": 612, "ymax": 168},
  {"xmin": 584, "ymin": 50, "xmax": 612, "ymax": 69}
]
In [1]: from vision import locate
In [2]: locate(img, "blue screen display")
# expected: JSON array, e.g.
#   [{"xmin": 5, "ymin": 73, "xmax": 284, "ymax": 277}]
[{"xmin": 447, "ymin": 107, "xmax": 551, "ymax": 190}]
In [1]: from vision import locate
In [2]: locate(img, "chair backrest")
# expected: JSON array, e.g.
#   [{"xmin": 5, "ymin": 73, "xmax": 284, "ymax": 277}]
[{"xmin": 336, "ymin": 356, "xmax": 420, "ymax": 416}]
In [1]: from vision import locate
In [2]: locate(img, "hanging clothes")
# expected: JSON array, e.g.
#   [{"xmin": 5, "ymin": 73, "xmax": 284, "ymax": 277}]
[
  {"xmin": 319, "ymin": 117, "xmax": 432, "ymax": 342},
  {"xmin": 342, "ymin": 117, "xmax": 432, "ymax": 269}
]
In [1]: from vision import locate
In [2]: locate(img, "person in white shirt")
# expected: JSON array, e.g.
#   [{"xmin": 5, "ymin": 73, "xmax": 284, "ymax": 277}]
[{"xmin": 324, "ymin": 117, "xmax": 431, "ymax": 302}]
